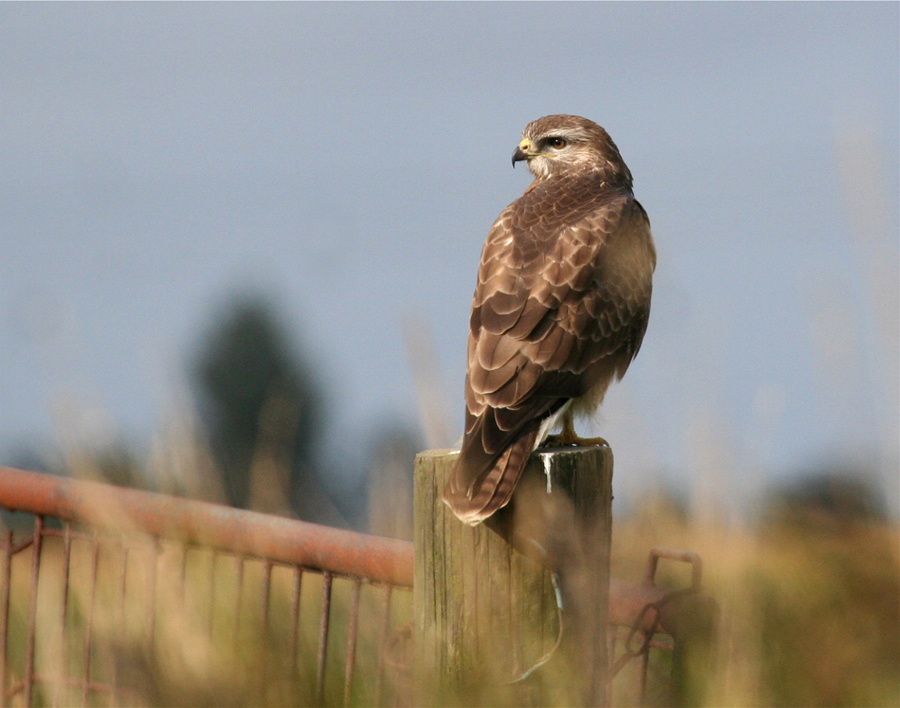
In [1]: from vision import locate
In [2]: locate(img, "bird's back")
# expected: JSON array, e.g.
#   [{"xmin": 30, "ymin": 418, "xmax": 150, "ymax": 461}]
[{"xmin": 444, "ymin": 117, "xmax": 655, "ymax": 526}]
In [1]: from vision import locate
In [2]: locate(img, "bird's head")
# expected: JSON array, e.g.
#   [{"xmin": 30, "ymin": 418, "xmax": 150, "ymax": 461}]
[{"xmin": 512, "ymin": 114, "xmax": 632, "ymax": 186}]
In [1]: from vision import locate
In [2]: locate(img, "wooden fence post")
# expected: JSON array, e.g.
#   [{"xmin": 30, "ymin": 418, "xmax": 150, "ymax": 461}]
[{"xmin": 414, "ymin": 446, "xmax": 613, "ymax": 706}]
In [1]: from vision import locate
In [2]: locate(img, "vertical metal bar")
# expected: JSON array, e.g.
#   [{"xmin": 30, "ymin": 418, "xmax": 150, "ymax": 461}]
[
  {"xmin": 343, "ymin": 578, "xmax": 362, "ymax": 707},
  {"xmin": 208, "ymin": 551, "xmax": 217, "ymax": 640},
  {"xmin": 638, "ymin": 634, "xmax": 650, "ymax": 703},
  {"xmin": 112, "ymin": 542, "xmax": 128, "ymax": 703},
  {"xmin": 233, "ymin": 555, "xmax": 244, "ymax": 647},
  {"xmin": 179, "ymin": 544, "xmax": 188, "ymax": 607},
  {"xmin": 53, "ymin": 525, "xmax": 73, "ymax": 708},
  {"xmin": 145, "ymin": 540, "xmax": 158, "ymax": 655},
  {"xmin": 24, "ymin": 515, "xmax": 44, "ymax": 708},
  {"xmin": 606, "ymin": 628, "xmax": 617, "ymax": 707},
  {"xmin": 0, "ymin": 530, "xmax": 12, "ymax": 708},
  {"xmin": 260, "ymin": 560, "xmax": 273, "ymax": 632},
  {"xmin": 374, "ymin": 584, "xmax": 393, "ymax": 707},
  {"xmin": 80, "ymin": 539, "xmax": 100, "ymax": 708},
  {"xmin": 316, "ymin": 572, "xmax": 333, "ymax": 705},
  {"xmin": 289, "ymin": 567, "xmax": 302, "ymax": 668}
]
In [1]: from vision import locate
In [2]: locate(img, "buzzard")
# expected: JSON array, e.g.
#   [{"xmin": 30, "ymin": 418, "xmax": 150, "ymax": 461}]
[{"xmin": 443, "ymin": 115, "xmax": 656, "ymax": 525}]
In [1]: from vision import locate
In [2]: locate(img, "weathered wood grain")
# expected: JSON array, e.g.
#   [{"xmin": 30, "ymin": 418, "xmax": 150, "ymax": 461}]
[{"xmin": 414, "ymin": 446, "xmax": 613, "ymax": 706}]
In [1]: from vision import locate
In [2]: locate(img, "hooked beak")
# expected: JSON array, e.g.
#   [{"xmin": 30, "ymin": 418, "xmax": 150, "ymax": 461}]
[{"xmin": 511, "ymin": 138, "xmax": 531, "ymax": 168}]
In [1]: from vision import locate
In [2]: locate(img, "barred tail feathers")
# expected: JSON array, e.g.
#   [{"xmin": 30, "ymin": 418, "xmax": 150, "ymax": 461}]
[{"xmin": 442, "ymin": 427, "xmax": 539, "ymax": 525}]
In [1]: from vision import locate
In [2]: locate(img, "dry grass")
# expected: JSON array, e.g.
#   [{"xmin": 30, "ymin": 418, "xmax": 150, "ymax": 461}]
[
  {"xmin": 2, "ymin": 469, "xmax": 897, "ymax": 707},
  {"xmin": 611, "ymin": 493, "xmax": 900, "ymax": 707}
]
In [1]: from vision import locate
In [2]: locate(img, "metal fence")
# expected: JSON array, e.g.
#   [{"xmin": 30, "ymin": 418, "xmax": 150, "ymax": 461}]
[
  {"xmin": 0, "ymin": 466, "xmax": 414, "ymax": 707},
  {"xmin": 0, "ymin": 466, "xmax": 715, "ymax": 707},
  {"xmin": 607, "ymin": 548, "xmax": 717, "ymax": 706}
]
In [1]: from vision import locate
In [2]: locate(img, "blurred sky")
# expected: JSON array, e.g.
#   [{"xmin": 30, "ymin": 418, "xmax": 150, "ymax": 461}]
[{"xmin": 1, "ymin": 3, "xmax": 898, "ymax": 516}]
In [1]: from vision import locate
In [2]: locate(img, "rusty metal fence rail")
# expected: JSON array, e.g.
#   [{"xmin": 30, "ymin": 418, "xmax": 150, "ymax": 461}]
[
  {"xmin": 0, "ymin": 466, "xmax": 414, "ymax": 707},
  {"xmin": 0, "ymin": 466, "xmax": 715, "ymax": 707}
]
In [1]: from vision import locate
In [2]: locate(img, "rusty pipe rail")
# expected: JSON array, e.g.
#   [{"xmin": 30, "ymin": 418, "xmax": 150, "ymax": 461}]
[
  {"xmin": 610, "ymin": 546, "xmax": 707, "ymax": 634},
  {"xmin": 609, "ymin": 578, "xmax": 671, "ymax": 630},
  {"xmin": 0, "ymin": 466, "xmax": 413, "ymax": 587},
  {"xmin": 0, "ymin": 466, "xmax": 712, "ymax": 639}
]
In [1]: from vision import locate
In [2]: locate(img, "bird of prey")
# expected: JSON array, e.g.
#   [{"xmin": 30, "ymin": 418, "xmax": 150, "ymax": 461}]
[{"xmin": 443, "ymin": 115, "xmax": 656, "ymax": 526}]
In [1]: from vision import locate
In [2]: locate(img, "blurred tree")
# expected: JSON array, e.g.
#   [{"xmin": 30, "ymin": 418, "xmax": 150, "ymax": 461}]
[
  {"xmin": 192, "ymin": 294, "xmax": 324, "ymax": 518},
  {"xmin": 85, "ymin": 441, "xmax": 146, "ymax": 489},
  {"xmin": 762, "ymin": 466, "xmax": 888, "ymax": 530}
]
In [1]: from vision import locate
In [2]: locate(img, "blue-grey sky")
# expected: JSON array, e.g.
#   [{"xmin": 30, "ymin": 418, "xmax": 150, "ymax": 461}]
[{"xmin": 2, "ymin": 3, "xmax": 897, "ymax": 515}]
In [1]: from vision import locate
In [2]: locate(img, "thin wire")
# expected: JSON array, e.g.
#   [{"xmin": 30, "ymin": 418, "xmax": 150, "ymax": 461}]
[{"xmin": 509, "ymin": 572, "xmax": 565, "ymax": 683}]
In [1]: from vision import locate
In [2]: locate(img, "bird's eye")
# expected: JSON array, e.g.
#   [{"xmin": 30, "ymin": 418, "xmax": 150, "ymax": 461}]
[{"xmin": 546, "ymin": 137, "xmax": 568, "ymax": 149}]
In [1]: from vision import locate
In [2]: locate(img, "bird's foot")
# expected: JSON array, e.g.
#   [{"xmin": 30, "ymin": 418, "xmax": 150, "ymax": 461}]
[
  {"xmin": 572, "ymin": 434, "xmax": 609, "ymax": 448},
  {"xmin": 543, "ymin": 433, "xmax": 609, "ymax": 449},
  {"xmin": 543, "ymin": 415, "xmax": 608, "ymax": 448}
]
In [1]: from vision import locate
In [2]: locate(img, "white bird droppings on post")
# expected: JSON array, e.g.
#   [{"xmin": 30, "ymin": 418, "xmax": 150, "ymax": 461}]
[{"xmin": 541, "ymin": 453, "xmax": 553, "ymax": 493}]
